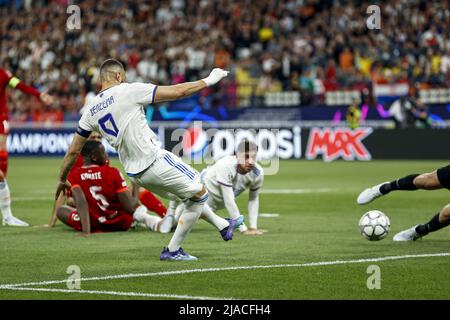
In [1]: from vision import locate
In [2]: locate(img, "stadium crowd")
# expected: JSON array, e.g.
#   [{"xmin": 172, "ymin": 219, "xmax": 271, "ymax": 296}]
[{"xmin": 0, "ymin": 0, "xmax": 449, "ymax": 121}]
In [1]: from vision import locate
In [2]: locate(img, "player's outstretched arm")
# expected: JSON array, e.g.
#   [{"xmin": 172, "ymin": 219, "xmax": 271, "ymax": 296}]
[
  {"xmin": 72, "ymin": 187, "xmax": 91, "ymax": 235},
  {"xmin": 4, "ymin": 70, "xmax": 55, "ymax": 106},
  {"xmin": 55, "ymin": 134, "xmax": 88, "ymax": 200},
  {"xmin": 154, "ymin": 68, "xmax": 229, "ymax": 103}
]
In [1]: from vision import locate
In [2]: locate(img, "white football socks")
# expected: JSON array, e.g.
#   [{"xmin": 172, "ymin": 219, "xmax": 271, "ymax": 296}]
[
  {"xmin": 158, "ymin": 214, "xmax": 175, "ymax": 234},
  {"xmin": 173, "ymin": 202, "xmax": 185, "ymax": 226},
  {"xmin": 170, "ymin": 199, "xmax": 229, "ymax": 231},
  {"xmin": 167, "ymin": 194, "xmax": 207, "ymax": 252},
  {"xmin": 132, "ymin": 205, "xmax": 161, "ymax": 231},
  {"xmin": 166, "ymin": 200, "xmax": 179, "ymax": 217},
  {"xmin": 201, "ymin": 202, "xmax": 228, "ymax": 231},
  {"xmin": 0, "ymin": 181, "xmax": 12, "ymax": 220}
]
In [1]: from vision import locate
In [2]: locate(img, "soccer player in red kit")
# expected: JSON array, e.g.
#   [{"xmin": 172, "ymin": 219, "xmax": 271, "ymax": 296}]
[
  {"xmin": 0, "ymin": 67, "xmax": 54, "ymax": 226},
  {"xmin": 56, "ymin": 140, "xmax": 173, "ymax": 234},
  {"xmin": 49, "ymin": 131, "xmax": 167, "ymax": 226},
  {"xmin": 48, "ymin": 131, "xmax": 103, "ymax": 227}
]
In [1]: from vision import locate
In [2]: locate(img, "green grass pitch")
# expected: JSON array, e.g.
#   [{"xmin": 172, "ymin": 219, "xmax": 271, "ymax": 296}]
[{"xmin": 0, "ymin": 158, "xmax": 449, "ymax": 299}]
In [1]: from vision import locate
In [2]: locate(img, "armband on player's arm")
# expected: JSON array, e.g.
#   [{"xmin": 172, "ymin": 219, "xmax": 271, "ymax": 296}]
[
  {"xmin": 9, "ymin": 77, "xmax": 41, "ymax": 97},
  {"xmin": 76, "ymin": 126, "xmax": 92, "ymax": 138}
]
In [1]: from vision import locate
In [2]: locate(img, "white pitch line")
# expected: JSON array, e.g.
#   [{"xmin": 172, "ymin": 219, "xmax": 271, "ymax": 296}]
[
  {"xmin": 0, "ymin": 287, "xmax": 233, "ymax": 300},
  {"xmin": 2, "ymin": 252, "xmax": 448, "ymax": 289}
]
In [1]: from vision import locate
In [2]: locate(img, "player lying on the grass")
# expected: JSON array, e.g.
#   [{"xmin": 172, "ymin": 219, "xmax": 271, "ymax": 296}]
[
  {"xmin": 357, "ymin": 164, "xmax": 450, "ymax": 241},
  {"xmin": 49, "ymin": 132, "xmax": 167, "ymax": 226},
  {"xmin": 56, "ymin": 59, "xmax": 243, "ymax": 261},
  {"xmin": 57, "ymin": 140, "xmax": 173, "ymax": 235},
  {"xmin": 168, "ymin": 140, "xmax": 265, "ymax": 235},
  {"xmin": 0, "ymin": 67, "xmax": 54, "ymax": 227}
]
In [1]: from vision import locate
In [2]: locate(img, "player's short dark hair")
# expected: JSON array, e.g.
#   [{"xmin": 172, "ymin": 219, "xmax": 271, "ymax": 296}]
[
  {"xmin": 237, "ymin": 139, "xmax": 258, "ymax": 154},
  {"xmin": 81, "ymin": 140, "xmax": 103, "ymax": 157},
  {"xmin": 99, "ymin": 58, "xmax": 125, "ymax": 81}
]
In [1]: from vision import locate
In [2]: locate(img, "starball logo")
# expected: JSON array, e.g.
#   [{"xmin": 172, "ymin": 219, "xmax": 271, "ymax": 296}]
[{"xmin": 306, "ymin": 127, "xmax": 373, "ymax": 162}]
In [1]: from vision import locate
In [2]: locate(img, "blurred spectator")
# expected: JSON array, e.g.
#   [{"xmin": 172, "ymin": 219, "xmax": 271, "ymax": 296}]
[
  {"xmin": 346, "ymin": 100, "xmax": 361, "ymax": 130},
  {"xmin": 389, "ymin": 96, "xmax": 415, "ymax": 129},
  {"xmin": 0, "ymin": 0, "xmax": 448, "ymax": 121}
]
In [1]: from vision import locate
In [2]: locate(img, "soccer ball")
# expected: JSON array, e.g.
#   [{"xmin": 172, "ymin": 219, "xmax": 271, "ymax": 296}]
[{"xmin": 358, "ymin": 210, "xmax": 390, "ymax": 241}]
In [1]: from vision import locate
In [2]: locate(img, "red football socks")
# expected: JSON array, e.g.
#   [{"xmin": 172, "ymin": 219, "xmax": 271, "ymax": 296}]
[
  {"xmin": 138, "ymin": 190, "xmax": 167, "ymax": 218},
  {"xmin": 0, "ymin": 150, "xmax": 8, "ymax": 176}
]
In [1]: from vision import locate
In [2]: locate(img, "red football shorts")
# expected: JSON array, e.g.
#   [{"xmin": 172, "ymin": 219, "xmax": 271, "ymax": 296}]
[{"xmin": 67, "ymin": 210, "xmax": 133, "ymax": 232}]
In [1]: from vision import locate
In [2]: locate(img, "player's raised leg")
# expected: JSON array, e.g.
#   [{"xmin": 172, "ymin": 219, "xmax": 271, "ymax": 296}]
[
  {"xmin": 357, "ymin": 166, "xmax": 447, "ymax": 205},
  {"xmin": 167, "ymin": 198, "xmax": 244, "ymax": 241},
  {"xmin": 200, "ymin": 201, "xmax": 244, "ymax": 241},
  {"xmin": 394, "ymin": 203, "xmax": 450, "ymax": 241}
]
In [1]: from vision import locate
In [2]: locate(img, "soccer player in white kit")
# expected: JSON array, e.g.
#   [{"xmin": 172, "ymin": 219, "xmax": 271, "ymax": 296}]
[
  {"xmin": 171, "ymin": 140, "xmax": 265, "ymax": 235},
  {"xmin": 55, "ymin": 59, "xmax": 243, "ymax": 261}
]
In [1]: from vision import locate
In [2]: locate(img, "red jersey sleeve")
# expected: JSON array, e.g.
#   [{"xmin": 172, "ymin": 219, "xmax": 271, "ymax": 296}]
[
  {"xmin": 108, "ymin": 166, "xmax": 128, "ymax": 193},
  {"xmin": 68, "ymin": 169, "xmax": 81, "ymax": 189},
  {"xmin": 0, "ymin": 69, "xmax": 12, "ymax": 86},
  {"xmin": 0, "ymin": 68, "xmax": 40, "ymax": 97}
]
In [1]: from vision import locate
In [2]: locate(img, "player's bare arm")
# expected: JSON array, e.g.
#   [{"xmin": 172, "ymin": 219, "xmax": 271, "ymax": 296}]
[
  {"xmin": 49, "ymin": 192, "xmax": 66, "ymax": 227},
  {"xmin": 129, "ymin": 181, "xmax": 140, "ymax": 204},
  {"xmin": 55, "ymin": 134, "xmax": 88, "ymax": 199},
  {"xmin": 71, "ymin": 186, "xmax": 91, "ymax": 235},
  {"xmin": 117, "ymin": 189, "xmax": 139, "ymax": 215},
  {"xmin": 154, "ymin": 68, "xmax": 229, "ymax": 103}
]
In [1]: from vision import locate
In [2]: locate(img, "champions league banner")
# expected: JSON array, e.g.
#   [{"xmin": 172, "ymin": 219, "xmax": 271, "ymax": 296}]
[
  {"xmin": 7, "ymin": 126, "xmax": 450, "ymax": 160},
  {"xmin": 7, "ymin": 128, "xmax": 119, "ymax": 156}
]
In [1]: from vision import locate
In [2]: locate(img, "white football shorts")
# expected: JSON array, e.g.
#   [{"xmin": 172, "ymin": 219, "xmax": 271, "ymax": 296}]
[{"xmin": 131, "ymin": 149, "xmax": 203, "ymax": 201}]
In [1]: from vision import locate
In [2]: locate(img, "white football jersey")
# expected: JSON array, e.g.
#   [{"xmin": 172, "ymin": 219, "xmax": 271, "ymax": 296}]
[
  {"xmin": 202, "ymin": 155, "xmax": 264, "ymax": 203},
  {"xmin": 77, "ymin": 82, "xmax": 160, "ymax": 175}
]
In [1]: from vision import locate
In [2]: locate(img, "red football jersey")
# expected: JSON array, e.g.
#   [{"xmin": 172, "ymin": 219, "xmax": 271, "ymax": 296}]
[
  {"xmin": 73, "ymin": 155, "xmax": 85, "ymax": 171},
  {"xmin": 0, "ymin": 68, "xmax": 12, "ymax": 120},
  {"xmin": 65, "ymin": 155, "xmax": 85, "ymax": 199},
  {"xmin": 68, "ymin": 164, "xmax": 129, "ymax": 227},
  {"xmin": 0, "ymin": 67, "xmax": 41, "ymax": 122}
]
